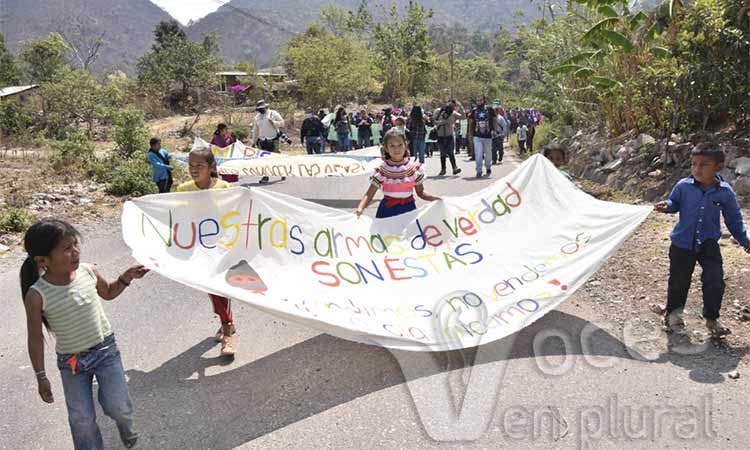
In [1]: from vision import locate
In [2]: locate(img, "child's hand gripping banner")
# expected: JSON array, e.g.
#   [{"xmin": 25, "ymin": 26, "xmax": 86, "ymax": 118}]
[{"xmin": 122, "ymin": 155, "xmax": 652, "ymax": 351}]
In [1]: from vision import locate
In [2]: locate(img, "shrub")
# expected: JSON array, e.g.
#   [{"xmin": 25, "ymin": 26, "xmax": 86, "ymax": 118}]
[
  {"xmin": 113, "ymin": 108, "xmax": 149, "ymax": 159},
  {"xmin": 0, "ymin": 102, "xmax": 34, "ymax": 137},
  {"xmin": 106, "ymin": 157, "xmax": 156, "ymax": 197},
  {"xmin": 49, "ymin": 130, "xmax": 95, "ymax": 170},
  {"xmin": 0, "ymin": 207, "xmax": 35, "ymax": 234},
  {"xmin": 233, "ymin": 125, "xmax": 250, "ymax": 142}
]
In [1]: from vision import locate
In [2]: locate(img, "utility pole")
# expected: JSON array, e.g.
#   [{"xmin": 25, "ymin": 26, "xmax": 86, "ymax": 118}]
[{"xmin": 449, "ymin": 42, "xmax": 454, "ymax": 99}]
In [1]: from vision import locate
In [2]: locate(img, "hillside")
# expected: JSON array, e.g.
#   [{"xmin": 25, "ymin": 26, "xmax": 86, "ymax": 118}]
[
  {"xmin": 187, "ymin": 0, "xmax": 552, "ymax": 66},
  {"xmin": 0, "ymin": 0, "xmax": 667, "ymax": 72},
  {"xmin": 0, "ymin": 0, "xmax": 174, "ymax": 73}
]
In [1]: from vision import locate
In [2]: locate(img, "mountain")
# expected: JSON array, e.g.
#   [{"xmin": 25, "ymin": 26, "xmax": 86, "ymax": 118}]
[
  {"xmin": 0, "ymin": 0, "xmax": 175, "ymax": 73},
  {"xmin": 0, "ymin": 0, "xmax": 555, "ymax": 73},
  {"xmin": 187, "ymin": 0, "xmax": 551, "ymax": 67}
]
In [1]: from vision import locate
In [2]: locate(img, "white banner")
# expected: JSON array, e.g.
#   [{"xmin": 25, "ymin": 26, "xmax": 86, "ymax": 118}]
[
  {"xmin": 217, "ymin": 146, "xmax": 382, "ymax": 177},
  {"xmin": 175, "ymin": 138, "xmax": 382, "ymax": 178},
  {"xmin": 122, "ymin": 155, "xmax": 651, "ymax": 351}
]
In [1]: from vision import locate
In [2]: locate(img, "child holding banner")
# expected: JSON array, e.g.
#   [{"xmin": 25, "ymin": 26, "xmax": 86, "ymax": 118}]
[
  {"xmin": 542, "ymin": 143, "xmax": 573, "ymax": 181},
  {"xmin": 356, "ymin": 129, "xmax": 441, "ymax": 218},
  {"xmin": 176, "ymin": 148, "xmax": 236, "ymax": 356},
  {"xmin": 20, "ymin": 219, "xmax": 148, "ymax": 450},
  {"xmin": 211, "ymin": 123, "xmax": 239, "ymax": 183},
  {"xmin": 655, "ymin": 144, "xmax": 750, "ymax": 338}
]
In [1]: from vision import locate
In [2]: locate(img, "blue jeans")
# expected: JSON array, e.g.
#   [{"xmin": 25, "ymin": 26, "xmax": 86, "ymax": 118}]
[
  {"xmin": 412, "ymin": 138, "xmax": 426, "ymax": 164},
  {"xmin": 337, "ymin": 133, "xmax": 352, "ymax": 151},
  {"xmin": 358, "ymin": 130, "xmax": 372, "ymax": 148},
  {"xmin": 305, "ymin": 136, "xmax": 323, "ymax": 154},
  {"xmin": 57, "ymin": 334, "xmax": 136, "ymax": 450},
  {"xmin": 473, "ymin": 137, "xmax": 493, "ymax": 174}
]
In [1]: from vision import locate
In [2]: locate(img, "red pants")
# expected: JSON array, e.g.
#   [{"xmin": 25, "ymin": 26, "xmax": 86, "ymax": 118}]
[{"xmin": 209, "ymin": 294, "xmax": 233, "ymax": 324}]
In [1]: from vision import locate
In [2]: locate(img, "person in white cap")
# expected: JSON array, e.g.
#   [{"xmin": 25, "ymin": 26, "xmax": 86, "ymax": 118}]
[{"xmin": 251, "ymin": 99, "xmax": 286, "ymax": 183}]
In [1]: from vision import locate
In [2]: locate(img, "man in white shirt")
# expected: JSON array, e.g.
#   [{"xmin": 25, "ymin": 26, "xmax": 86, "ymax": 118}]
[{"xmin": 251, "ymin": 99, "xmax": 286, "ymax": 183}]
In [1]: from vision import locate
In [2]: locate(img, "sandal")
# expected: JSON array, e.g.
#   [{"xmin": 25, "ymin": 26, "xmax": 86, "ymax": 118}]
[
  {"xmin": 214, "ymin": 322, "xmax": 236, "ymax": 342},
  {"xmin": 664, "ymin": 311, "xmax": 686, "ymax": 334},
  {"xmin": 706, "ymin": 319, "xmax": 731, "ymax": 339},
  {"xmin": 220, "ymin": 335, "xmax": 236, "ymax": 356}
]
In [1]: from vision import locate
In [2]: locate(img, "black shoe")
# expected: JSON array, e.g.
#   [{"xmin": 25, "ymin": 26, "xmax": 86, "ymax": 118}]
[
  {"xmin": 281, "ymin": 177, "xmax": 286, "ymax": 181},
  {"xmin": 486, "ymin": 169, "xmax": 492, "ymax": 177},
  {"xmin": 453, "ymin": 167, "xmax": 462, "ymax": 175},
  {"xmin": 259, "ymin": 176, "xmax": 269, "ymax": 184},
  {"xmin": 438, "ymin": 170, "xmax": 446, "ymax": 176}
]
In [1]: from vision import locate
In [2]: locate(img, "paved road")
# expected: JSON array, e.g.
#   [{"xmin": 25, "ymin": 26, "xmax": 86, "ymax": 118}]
[{"xmin": 2, "ymin": 148, "xmax": 749, "ymax": 450}]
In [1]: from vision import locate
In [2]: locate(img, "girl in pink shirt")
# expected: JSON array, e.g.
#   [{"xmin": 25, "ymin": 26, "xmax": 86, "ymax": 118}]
[{"xmin": 357, "ymin": 129, "xmax": 441, "ymax": 218}]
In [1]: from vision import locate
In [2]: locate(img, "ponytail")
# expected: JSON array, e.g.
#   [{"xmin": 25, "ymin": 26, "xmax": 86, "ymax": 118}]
[
  {"xmin": 20, "ymin": 256, "xmax": 50, "ymax": 330},
  {"xmin": 20, "ymin": 257, "xmax": 39, "ymax": 300}
]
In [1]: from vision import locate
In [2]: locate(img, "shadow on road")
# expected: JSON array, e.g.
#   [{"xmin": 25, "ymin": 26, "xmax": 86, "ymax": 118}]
[{"xmin": 121, "ymin": 309, "xmax": 746, "ymax": 449}]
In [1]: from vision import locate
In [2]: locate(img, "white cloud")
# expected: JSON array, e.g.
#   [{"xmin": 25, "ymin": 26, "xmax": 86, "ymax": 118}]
[{"xmin": 150, "ymin": 0, "xmax": 223, "ymax": 25}]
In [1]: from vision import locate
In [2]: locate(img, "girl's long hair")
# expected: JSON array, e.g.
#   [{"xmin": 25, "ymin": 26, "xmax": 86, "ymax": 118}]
[{"xmin": 20, "ymin": 219, "xmax": 81, "ymax": 329}]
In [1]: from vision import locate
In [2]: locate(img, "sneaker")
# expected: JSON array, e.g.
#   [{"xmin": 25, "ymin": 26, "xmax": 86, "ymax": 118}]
[
  {"xmin": 706, "ymin": 319, "xmax": 731, "ymax": 338},
  {"xmin": 452, "ymin": 167, "xmax": 462, "ymax": 175},
  {"xmin": 214, "ymin": 323, "xmax": 236, "ymax": 342},
  {"xmin": 664, "ymin": 311, "xmax": 686, "ymax": 334},
  {"xmin": 438, "ymin": 170, "xmax": 446, "ymax": 176},
  {"xmin": 486, "ymin": 169, "xmax": 492, "ymax": 177},
  {"xmin": 476, "ymin": 172, "xmax": 482, "ymax": 179},
  {"xmin": 221, "ymin": 335, "xmax": 236, "ymax": 356},
  {"xmin": 259, "ymin": 176, "xmax": 269, "ymax": 184},
  {"xmin": 123, "ymin": 437, "xmax": 138, "ymax": 449}
]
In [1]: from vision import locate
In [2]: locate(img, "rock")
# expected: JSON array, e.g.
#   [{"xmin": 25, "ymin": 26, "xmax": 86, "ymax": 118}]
[
  {"xmin": 601, "ymin": 158, "xmax": 623, "ymax": 173},
  {"xmin": 739, "ymin": 313, "xmax": 750, "ymax": 322},
  {"xmin": 617, "ymin": 146, "xmax": 632, "ymax": 161},
  {"xmin": 719, "ymin": 168, "xmax": 737, "ymax": 184},
  {"xmin": 728, "ymin": 370, "xmax": 740, "ymax": 380},
  {"xmin": 670, "ymin": 133, "xmax": 684, "ymax": 143},
  {"xmin": 0, "ymin": 244, "xmax": 9, "ymax": 254},
  {"xmin": 648, "ymin": 169, "xmax": 662, "ymax": 178},
  {"xmin": 637, "ymin": 133, "xmax": 656, "ymax": 149},
  {"xmin": 734, "ymin": 157, "xmax": 750, "ymax": 176},
  {"xmin": 574, "ymin": 130, "xmax": 584, "ymax": 139},
  {"xmin": 732, "ymin": 176, "xmax": 750, "ymax": 196}
]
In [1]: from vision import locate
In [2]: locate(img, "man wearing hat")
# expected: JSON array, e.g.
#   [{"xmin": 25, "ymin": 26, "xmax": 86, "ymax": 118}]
[{"xmin": 252, "ymin": 99, "xmax": 286, "ymax": 183}]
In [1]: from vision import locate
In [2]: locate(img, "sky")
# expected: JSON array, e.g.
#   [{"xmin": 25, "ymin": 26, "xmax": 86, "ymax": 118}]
[{"xmin": 149, "ymin": 0, "xmax": 223, "ymax": 25}]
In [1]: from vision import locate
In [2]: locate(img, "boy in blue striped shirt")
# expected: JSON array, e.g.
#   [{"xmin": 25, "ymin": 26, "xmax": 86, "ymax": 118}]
[{"xmin": 655, "ymin": 143, "xmax": 750, "ymax": 338}]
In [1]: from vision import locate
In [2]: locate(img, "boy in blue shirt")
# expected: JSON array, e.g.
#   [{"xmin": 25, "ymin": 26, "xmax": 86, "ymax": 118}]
[
  {"xmin": 655, "ymin": 143, "xmax": 750, "ymax": 338},
  {"xmin": 147, "ymin": 137, "xmax": 173, "ymax": 193}
]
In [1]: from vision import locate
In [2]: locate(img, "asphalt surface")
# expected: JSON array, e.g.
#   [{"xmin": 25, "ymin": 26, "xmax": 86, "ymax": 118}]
[{"xmin": 2, "ymin": 147, "xmax": 749, "ymax": 450}]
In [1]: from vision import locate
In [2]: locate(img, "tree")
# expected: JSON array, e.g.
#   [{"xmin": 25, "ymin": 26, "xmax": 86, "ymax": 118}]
[
  {"xmin": 137, "ymin": 29, "xmax": 222, "ymax": 106},
  {"xmin": 20, "ymin": 33, "xmax": 70, "ymax": 83},
  {"xmin": 0, "ymin": 33, "xmax": 20, "ymax": 86},
  {"xmin": 55, "ymin": 13, "xmax": 106, "ymax": 71},
  {"xmin": 113, "ymin": 108, "xmax": 149, "ymax": 159},
  {"xmin": 285, "ymin": 29, "xmax": 378, "ymax": 108},
  {"xmin": 153, "ymin": 20, "xmax": 187, "ymax": 51},
  {"xmin": 43, "ymin": 68, "xmax": 122, "ymax": 138},
  {"xmin": 373, "ymin": 2, "xmax": 436, "ymax": 100}
]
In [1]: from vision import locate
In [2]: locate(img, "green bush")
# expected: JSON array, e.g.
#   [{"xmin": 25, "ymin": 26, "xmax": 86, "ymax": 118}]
[
  {"xmin": 233, "ymin": 125, "xmax": 250, "ymax": 142},
  {"xmin": 105, "ymin": 157, "xmax": 156, "ymax": 197},
  {"xmin": 113, "ymin": 108, "xmax": 149, "ymax": 159},
  {"xmin": 0, "ymin": 208, "xmax": 35, "ymax": 234},
  {"xmin": 50, "ymin": 130, "xmax": 95, "ymax": 170},
  {"xmin": 0, "ymin": 102, "xmax": 34, "ymax": 137}
]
